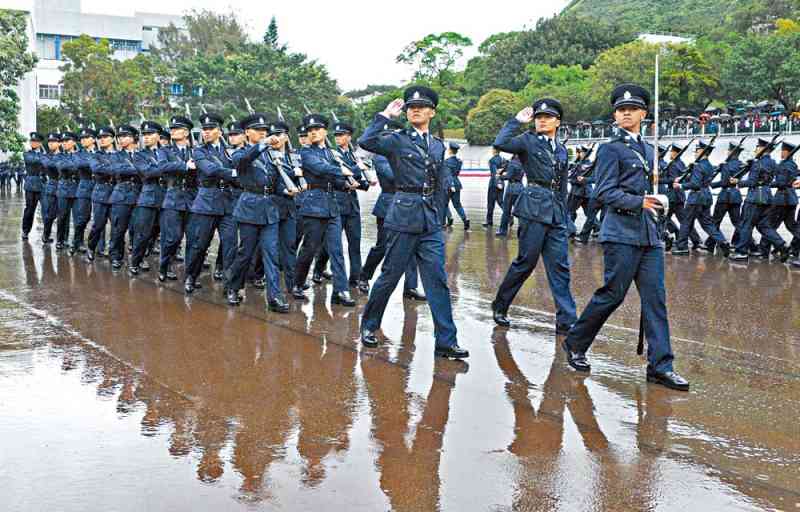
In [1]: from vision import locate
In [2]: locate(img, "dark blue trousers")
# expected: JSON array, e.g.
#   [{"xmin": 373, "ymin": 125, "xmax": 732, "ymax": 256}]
[
  {"xmin": 706, "ymin": 202, "xmax": 741, "ymax": 250},
  {"xmin": 56, "ymin": 196, "xmax": 74, "ymax": 244},
  {"xmin": 361, "ymin": 217, "xmax": 419, "ymax": 289},
  {"xmin": 446, "ymin": 189, "xmax": 467, "ymax": 224},
  {"xmin": 109, "ymin": 203, "xmax": 134, "ymax": 262},
  {"xmin": 494, "ymin": 220, "xmax": 577, "ymax": 329},
  {"xmin": 676, "ymin": 204, "xmax": 726, "ymax": 250},
  {"xmin": 277, "ymin": 216, "xmax": 297, "ymax": 291},
  {"xmin": 497, "ymin": 190, "xmax": 519, "ymax": 235},
  {"xmin": 227, "ymin": 222, "xmax": 281, "ymax": 300},
  {"xmin": 71, "ymin": 197, "xmax": 92, "ymax": 251},
  {"xmin": 42, "ymin": 192, "xmax": 58, "ymax": 240},
  {"xmin": 22, "ymin": 191, "xmax": 41, "ymax": 236},
  {"xmin": 87, "ymin": 202, "xmax": 110, "ymax": 253},
  {"xmin": 759, "ymin": 205, "xmax": 797, "ymax": 253},
  {"xmin": 185, "ymin": 213, "xmax": 221, "ymax": 280},
  {"xmin": 566, "ymin": 243, "xmax": 674, "ymax": 373},
  {"xmin": 577, "ymin": 198, "xmax": 602, "ymax": 240},
  {"xmin": 666, "ymin": 201, "xmax": 700, "ymax": 245},
  {"xmin": 295, "ymin": 216, "xmax": 348, "ymax": 293},
  {"xmin": 159, "ymin": 209, "xmax": 188, "ymax": 274},
  {"xmin": 130, "ymin": 206, "xmax": 159, "ymax": 267},
  {"xmin": 314, "ymin": 211, "xmax": 362, "ymax": 284},
  {"xmin": 361, "ymin": 229, "xmax": 456, "ymax": 347},
  {"xmin": 734, "ymin": 203, "xmax": 785, "ymax": 253},
  {"xmin": 486, "ymin": 183, "xmax": 503, "ymax": 224}
]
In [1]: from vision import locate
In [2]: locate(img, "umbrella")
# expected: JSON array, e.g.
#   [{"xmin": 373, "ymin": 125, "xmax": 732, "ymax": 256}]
[
  {"xmin": 592, "ymin": 120, "xmax": 607, "ymax": 126},
  {"xmin": 719, "ymin": 113, "xmax": 732, "ymax": 120}
]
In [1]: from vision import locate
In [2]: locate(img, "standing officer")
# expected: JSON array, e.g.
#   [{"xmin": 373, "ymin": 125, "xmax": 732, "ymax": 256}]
[
  {"xmin": 128, "ymin": 120, "xmax": 165, "ymax": 275},
  {"xmin": 225, "ymin": 112, "xmax": 291, "ymax": 312},
  {"xmin": 496, "ymin": 156, "xmax": 523, "ymax": 237},
  {"xmin": 108, "ymin": 125, "xmax": 141, "ymax": 270},
  {"xmin": 40, "ymin": 132, "xmax": 62, "ymax": 245},
  {"xmin": 358, "ymin": 121, "xmax": 424, "ymax": 301},
  {"xmin": 55, "ymin": 130, "xmax": 80, "ymax": 250},
  {"xmin": 562, "ymin": 83, "xmax": 690, "ymax": 391},
  {"xmin": 730, "ymin": 138, "xmax": 790, "ymax": 262},
  {"xmin": 184, "ymin": 112, "xmax": 238, "ymax": 293},
  {"xmin": 85, "ymin": 126, "xmax": 116, "ymax": 262},
  {"xmin": 660, "ymin": 144, "xmax": 700, "ymax": 250},
  {"xmin": 21, "ymin": 132, "xmax": 46, "ymax": 241},
  {"xmin": 71, "ymin": 126, "xmax": 97, "ymax": 255},
  {"xmin": 292, "ymin": 113, "xmax": 355, "ymax": 307},
  {"xmin": 214, "ymin": 120, "xmax": 245, "ymax": 281},
  {"xmin": 671, "ymin": 141, "xmax": 731, "ymax": 256},
  {"xmin": 759, "ymin": 141, "xmax": 798, "ymax": 258},
  {"xmin": 156, "ymin": 115, "xmax": 196, "ymax": 282},
  {"xmin": 484, "ymin": 147, "xmax": 506, "ymax": 228},
  {"xmin": 491, "ymin": 98, "xmax": 577, "ymax": 335},
  {"xmin": 566, "ymin": 145, "xmax": 595, "ymax": 238},
  {"xmin": 358, "ymin": 86, "xmax": 468, "ymax": 359},
  {"xmin": 706, "ymin": 142, "xmax": 744, "ymax": 253},
  {"xmin": 444, "ymin": 142, "xmax": 470, "ymax": 230}
]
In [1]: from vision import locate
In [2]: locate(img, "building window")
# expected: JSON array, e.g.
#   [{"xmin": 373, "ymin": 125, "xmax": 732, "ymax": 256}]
[
  {"xmin": 36, "ymin": 34, "xmax": 57, "ymax": 59},
  {"xmin": 191, "ymin": 86, "xmax": 203, "ymax": 97},
  {"xmin": 170, "ymin": 83, "xmax": 184, "ymax": 95},
  {"xmin": 39, "ymin": 84, "xmax": 62, "ymax": 100}
]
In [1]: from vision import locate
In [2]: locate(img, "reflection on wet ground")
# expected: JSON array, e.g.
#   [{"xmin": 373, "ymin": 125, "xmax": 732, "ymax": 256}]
[{"xmin": 1, "ymin": 183, "xmax": 798, "ymax": 511}]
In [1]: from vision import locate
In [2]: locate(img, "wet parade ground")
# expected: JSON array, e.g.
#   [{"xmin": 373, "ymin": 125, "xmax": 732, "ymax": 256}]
[{"xmin": 1, "ymin": 181, "xmax": 799, "ymax": 512}]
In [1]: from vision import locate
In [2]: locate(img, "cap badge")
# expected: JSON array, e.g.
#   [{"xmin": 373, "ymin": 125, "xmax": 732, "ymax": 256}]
[
  {"xmin": 309, "ymin": 117, "xmax": 315, "ymax": 125},
  {"xmin": 413, "ymin": 91, "xmax": 420, "ymax": 100},
  {"xmin": 624, "ymin": 90, "xmax": 632, "ymax": 100},
  {"xmin": 541, "ymin": 102, "xmax": 548, "ymax": 111}
]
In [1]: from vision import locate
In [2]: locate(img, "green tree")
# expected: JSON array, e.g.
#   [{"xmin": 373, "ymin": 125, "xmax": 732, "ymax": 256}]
[
  {"xmin": 0, "ymin": 9, "xmax": 37, "ymax": 153},
  {"xmin": 518, "ymin": 64, "xmax": 602, "ymax": 122},
  {"xmin": 465, "ymin": 89, "xmax": 524, "ymax": 145},
  {"xmin": 152, "ymin": 9, "xmax": 248, "ymax": 65},
  {"xmin": 263, "ymin": 16, "xmax": 281, "ymax": 49},
  {"xmin": 36, "ymin": 105, "xmax": 70, "ymax": 135},
  {"xmin": 396, "ymin": 32, "xmax": 472, "ymax": 84}
]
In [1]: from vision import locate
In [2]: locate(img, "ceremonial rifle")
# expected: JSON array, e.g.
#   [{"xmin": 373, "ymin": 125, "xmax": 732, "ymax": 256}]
[
  {"xmin": 302, "ymin": 103, "xmax": 359, "ymax": 189},
  {"xmin": 277, "ymin": 106, "xmax": 308, "ymax": 189},
  {"xmin": 731, "ymin": 132, "xmax": 782, "ymax": 181},
  {"xmin": 709, "ymin": 136, "xmax": 747, "ymax": 182},
  {"xmin": 243, "ymin": 97, "xmax": 298, "ymax": 195},
  {"xmin": 330, "ymin": 110, "xmax": 376, "ymax": 184},
  {"xmin": 677, "ymin": 134, "xmax": 718, "ymax": 183},
  {"xmin": 662, "ymin": 137, "xmax": 696, "ymax": 176}
]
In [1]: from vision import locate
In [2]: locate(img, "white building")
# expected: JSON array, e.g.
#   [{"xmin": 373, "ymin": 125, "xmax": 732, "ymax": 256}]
[{"xmin": 1, "ymin": 0, "xmax": 184, "ymax": 138}]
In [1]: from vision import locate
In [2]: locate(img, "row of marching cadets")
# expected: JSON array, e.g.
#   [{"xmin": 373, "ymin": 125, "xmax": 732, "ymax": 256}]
[
  {"xmin": 564, "ymin": 135, "xmax": 800, "ymax": 267},
  {"xmin": 20, "ymin": 103, "xmax": 433, "ymax": 315}
]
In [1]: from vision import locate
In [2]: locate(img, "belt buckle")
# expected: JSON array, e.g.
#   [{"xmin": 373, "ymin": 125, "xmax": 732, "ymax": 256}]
[
  {"xmin": 422, "ymin": 184, "xmax": 434, "ymax": 196},
  {"xmin": 550, "ymin": 180, "xmax": 560, "ymax": 191}
]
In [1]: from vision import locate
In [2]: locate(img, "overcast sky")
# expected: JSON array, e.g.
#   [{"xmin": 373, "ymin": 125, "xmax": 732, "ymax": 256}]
[{"xmin": 81, "ymin": 0, "xmax": 569, "ymax": 91}]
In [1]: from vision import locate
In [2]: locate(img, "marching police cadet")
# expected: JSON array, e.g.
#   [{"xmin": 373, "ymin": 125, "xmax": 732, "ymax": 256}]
[
  {"xmin": 730, "ymin": 138, "xmax": 790, "ymax": 262},
  {"xmin": 156, "ymin": 115, "xmax": 196, "ymax": 282},
  {"xmin": 358, "ymin": 85, "xmax": 468, "ymax": 359},
  {"xmin": 71, "ymin": 126, "xmax": 98, "ymax": 255},
  {"xmin": 496, "ymin": 155, "xmax": 523, "ymax": 236},
  {"xmin": 706, "ymin": 142, "xmax": 744, "ymax": 253},
  {"xmin": 490, "ymin": 98, "xmax": 577, "ymax": 334},
  {"xmin": 214, "ymin": 120, "xmax": 246, "ymax": 281},
  {"xmin": 292, "ymin": 113, "xmax": 355, "ymax": 307},
  {"xmin": 660, "ymin": 143, "xmax": 701, "ymax": 250},
  {"xmin": 358, "ymin": 120, "xmax": 425, "ymax": 301},
  {"xmin": 128, "ymin": 120, "xmax": 165, "ymax": 275},
  {"xmin": 108, "ymin": 125, "xmax": 141, "ymax": 270},
  {"xmin": 21, "ymin": 132, "xmax": 46, "ymax": 241},
  {"xmin": 563, "ymin": 84, "xmax": 690, "ymax": 391},
  {"xmin": 184, "ymin": 112, "xmax": 238, "ymax": 293},
  {"xmin": 671, "ymin": 141, "xmax": 731, "ymax": 256},
  {"xmin": 444, "ymin": 142, "xmax": 470, "ymax": 230},
  {"xmin": 85, "ymin": 126, "xmax": 116, "ymax": 261},
  {"xmin": 759, "ymin": 141, "xmax": 798, "ymax": 257},
  {"xmin": 40, "ymin": 132, "xmax": 62, "ymax": 245},
  {"xmin": 225, "ymin": 113, "xmax": 292, "ymax": 312},
  {"xmin": 567, "ymin": 145, "xmax": 595, "ymax": 238},
  {"xmin": 55, "ymin": 130, "xmax": 80, "ymax": 250},
  {"xmin": 484, "ymin": 147, "xmax": 506, "ymax": 228},
  {"xmin": 294, "ymin": 123, "xmax": 310, "ymax": 250}
]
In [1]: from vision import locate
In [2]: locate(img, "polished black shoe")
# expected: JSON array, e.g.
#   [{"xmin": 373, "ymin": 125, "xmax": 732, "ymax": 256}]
[
  {"xmin": 495, "ymin": 230, "xmax": 507, "ymax": 237},
  {"xmin": 202, "ymin": 262, "xmax": 210, "ymax": 270},
  {"xmin": 321, "ymin": 270, "xmax": 333, "ymax": 281},
  {"xmin": 435, "ymin": 344, "xmax": 469, "ymax": 359},
  {"xmin": 140, "ymin": 260, "xmax": 151, "ymax": 272},
  {"xmin": 213, "ymin": 269, "xmax": 224, "ymax": 281},
  {"xmin": 360, "ymin": 328, "xmax": 378, "ymax": 348},
  {"xmin": 729, "ymin": 251, "xmax": 749, "ymax": 262},
  {"xmin": 42, "ymin": 237, "xmax": 53, "ymax": 244},
  {"xmin": 226, "ymin": 288, "xmax": 242, "ymax": 306},
  {"xmin": 128, "ymin": 265, "xmax": 140, "ymax": 276},
  {"xmin": 357, "ymin": 280, "xmax": 370, "ymax": 294},
  {"xmin": 403, "ymin": 288, "xmax": 427, "ymax": 301},
  {"xmin": 482, "ymin": 222, "xmax": 492, "ymax": 228},
  {"xmin": 55, "ymin": 242, "xmax": 65, "ymax": 251},
  {"xmin": 166, "ymin": 270, "xmax": 178, "ymax": 281},
  {"xmin": 753, "ymin": 251, "xmax": 770, "ymax": 260},
  {"xmin": 492, "ymin": 302, "xmax": 510, "ymax": 327},
  {"xmin": 791, "ymin": 257, "xmax": 800, "ymax": 268},
  {"xmin": 777, "ymin": 245, "xmax": 791, "ymax": 263},
  {"xmin": 664, "ymin": 236, "xmax": 673, "ymax": 252},
  {"xmin": 250, "ymin": 278, "xmax": 266, "ymax": 289},
  {"xmin": 575, "ymin": 236, "xmax": 589, "ymax": 245},
  {"xmin": 301, "ymin": 281, "xmax": 311, "ymax": 291},
  {"xmin": 464, "ymin": 219, "xmax": 471, "ymax": 231},
  {"xmin": 447, "ymin": 218, "xmax": 454, "ymax": 227},
  {"xmin": 696, "ymin": 244, "xmax": 714, "ymax": 254},
  {"xmin": 68, "ymin": 247, "xmax": 76, "ymax": 256},
  {"xmin": 158, "ymin": 272, "xmax": 167, "ymax": 283},
  {"xmin": 556, "ymin": 323, "xmax": 573, "ymax": 336},
  {"xmin": 717, "ymin": 242, "xmax": 731, "ymax": 258},
  {"xmin": 646, "ymin": 368, "xmax": 690, "ymax": 391},
  {"xmin": 671, "ymin": 247, "xmax": 690, "ymax": 255},
  {"xmin": 86, "ymin": 251, "xmax": 95, "ymax": 263},
  {"xmin": 268, "ymin": 297, "xmax": 290, "ymax": 313},
  {"xmin": 331, "ymin": 290, "xmax": 356, "ymax": 307},
  {"xmin": 175, "ymin": 255, "xmax": 184, "ymax": 263},
  {"xmin": 312, "ymin": 273, "xmax": 323, "ymax": 284},
  {"xmin": 562, "ymin": 340, "xmax": 590, "ymax": 372},
  {"xmin": 291, "ymin": 286, "xmax": 307, "ymax": 300},
  {"xmin": 184, "ymin": 277, "xmax": 195, "ymax": 294},
  {"xmin": 111, "ymin": 260, "xmax": 123, "ymax": 270}
]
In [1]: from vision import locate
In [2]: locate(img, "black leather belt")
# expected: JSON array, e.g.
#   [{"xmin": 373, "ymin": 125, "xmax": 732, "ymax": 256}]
[
  {"xmin": 397, "ymin": 185, "xmax": 435, "ymax": 195},
  {"xmin": 531, "ymin": 179, "xmax": 561, "ymax": 191},
  {"xmin": 244, "ymin": 185, "xmax": 276, "ymax": 195},
  {"xmin": 200, "ymin": 179, "xmax": 221, "ymax": 188},
  {"xmin": 614, "ymin": 208, "xmax": 638, "ymax": 217},
  {"xmin": 510, "ymin": 179, "xmax": 523, "ymax": 183},
  {"xmin": 382, "ymin": 186, "xmax": 396, "ymax": 193},
  {"xmin": 309, "ymin": 183, "xmax": 333, "ymax": 191},
  {"xmin": 117, "ymin": 176, "xmax": 139, "ymax": 183}
]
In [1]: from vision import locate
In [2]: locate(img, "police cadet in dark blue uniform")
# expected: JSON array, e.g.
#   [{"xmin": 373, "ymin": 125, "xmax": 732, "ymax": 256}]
[
  {"xmin": 563, "ymin": 84, "xmax": 690, "ymax": 392},
  {"xmin": 358, "ymin": 86, "xmax": 468, "ymax": 359},
  {"xmin": 108, "ymin": 125, "xmax": 141, "ymax": 270},
  {"xmin": 660, "ymin": 144, "xmax": 700, "ymax": 250},
  {"xmin": 156, "ymin": 115, "xmax": 196, "ymax": 282},
  {"xmin": 128, "ymin": 120, "xmax": 165, "ymax": 275},
  {"xmin": 55, "ymin": 131, "xmax": 80, "ymax": 250},
  {"xmin": 730, "ymin": 138, "xmax": 790, "ymax": 262},
  {"xmin": 41, "ymin": 132, "xmax": 62, "ymax": 245},
  {"xmin": 671, "ymin": 141, "xmax": 731, "ymax": 256},
  {"xmin": 21, "ymin": 132, "xmax": 46, "ymax": 241},
  {"xmin": 496, "ymin": 155, "xmax": 523, "ymax": 237},
  {"xmin": 490, "ymin": 98, "xmax": 577, "ymax": 334},
  {"xmin": 759, "ymin": 141, "xmax": 798, "ymax": 258},
  {"xmin": 214, "ymin": 121, "xmax": 245, "ymax": 282},
  {"xmin": 184, "ymin": 112, "xmax": 238, "ymax": 293},
  {"xmin": 85, "ymin": 126, "xmax": 116, "ymax": 261},
  {"xmin": 225, "ymin": 112, "xmax": 291, "ymax": 312},
  {"xmin": 566, "ymin": 145, "xmax": 595, "ymax": 238},
  {"xmin": 706, "ymin": 142, "xmax": 744, "ymax": 253},
  {"xmin": 71, "ymin": 127, "xmax": 97, "ymax": 255},
  {"xmin": 484, "ymin": 147, "xmax": 506, "ymax": 227},
  {"xmin": 292, "ymin": 113, "xmax": 355, "ymax": 307},
  {"xmin": 444, "ymin": 143, "xmax": 470, "ymax": 230},
  {"xmin": 358, "ymin": 121, "xmax": 424, "ymax": 301}
]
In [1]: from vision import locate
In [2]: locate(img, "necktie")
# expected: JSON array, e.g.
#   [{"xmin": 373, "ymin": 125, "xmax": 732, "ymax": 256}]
[{"xmin": 419, "ymin": 133, "xmax": 429, "ymax": 152}]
